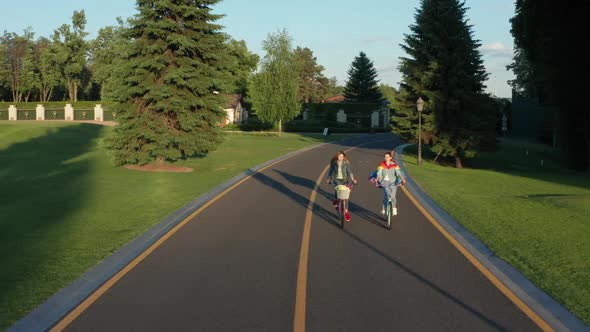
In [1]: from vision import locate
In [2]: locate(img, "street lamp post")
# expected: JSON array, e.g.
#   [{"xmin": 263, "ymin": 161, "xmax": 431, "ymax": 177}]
[{"xmin": 416, "ymin": 97, "xmax": 424, "ymax": 165}]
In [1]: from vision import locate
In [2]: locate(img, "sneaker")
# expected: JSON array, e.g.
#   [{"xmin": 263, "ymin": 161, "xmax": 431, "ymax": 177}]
[
  {"xmin": 345, "ymin": 211, "xmax": 351, "ymax": 222},
  {"xmin": 332, "ymin": 199, "xmax": 339, "ymax": 206},
  {"xmin": 393, "ymin": 208, "xmax": 398, "ymax": 216}
]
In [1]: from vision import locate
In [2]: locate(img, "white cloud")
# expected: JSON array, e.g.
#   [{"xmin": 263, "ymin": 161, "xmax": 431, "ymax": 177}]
[
  {"xmin": 481, "ymin": 42, "xmax": 513, "ymax": 58},
  {"xmin": 377, "ymin": 66, "xmax": 396, "ymax": 73}
]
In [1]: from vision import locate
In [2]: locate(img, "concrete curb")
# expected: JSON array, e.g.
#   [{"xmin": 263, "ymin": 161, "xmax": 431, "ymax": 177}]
[
  {"xmin": 9, "ymin": 136, "xmax": 363, "ymax": 332},
  {"xmin": 395, "ymin": 143, "xmax": 589, "ymax": 332}
]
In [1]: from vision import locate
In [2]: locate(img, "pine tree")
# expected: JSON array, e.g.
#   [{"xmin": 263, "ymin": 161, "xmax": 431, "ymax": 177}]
[
  {"xmin": 395, "ymin": 0, "xmax": 494, "ymax": 168},
  {"xmin": 103, "ymin": 0, "xmax": 231, "ymax": 166},
  {"xmin": 293, "ymin": 47, "xmax": 329, "ymax": 103},
  {"xmin": 510, "ymin": 0, "xmax": 589, "ymax": 171},
  {"xmin": 343, "ymin": 52, "xmax": 384, "ymax": 103}
]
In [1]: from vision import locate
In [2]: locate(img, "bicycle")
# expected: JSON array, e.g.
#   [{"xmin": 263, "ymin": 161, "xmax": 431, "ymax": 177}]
[
  {"xmin": 334, "ymin": 183, "xmax": 353, "ymax": 228},
  {"xmin": 384, "ymin": 198, "xmax": 394, "ymax": 230},
  {"xmin": 381, "ymin": 182, "xmax": 403, "ymax": 230}
]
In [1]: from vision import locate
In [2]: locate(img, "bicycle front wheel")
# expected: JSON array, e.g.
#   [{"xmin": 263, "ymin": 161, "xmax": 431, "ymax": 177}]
[{"xmin": 387, "ymin": 201, "xmax": 392, "ymax": 230}]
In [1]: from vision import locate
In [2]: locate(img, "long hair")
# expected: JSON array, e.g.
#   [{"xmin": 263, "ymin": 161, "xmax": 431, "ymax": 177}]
[{"xmin": 331, "ymin": 150, "xmax": 348, "ymax": 163}]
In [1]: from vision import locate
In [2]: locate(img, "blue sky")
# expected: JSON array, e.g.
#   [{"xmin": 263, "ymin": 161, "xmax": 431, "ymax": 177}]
[{"xmin": 1, "ymin": 0, "xmax": 516, "ymax": 97}]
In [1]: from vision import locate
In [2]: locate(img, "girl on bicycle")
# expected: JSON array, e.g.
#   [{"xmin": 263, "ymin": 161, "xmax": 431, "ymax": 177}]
[
  {"xmin": 326, "ymin": 150, "xmax": 357, "ymax": 222},
  {"xmin": 376, "ymin": 151, "xmax": 406, "ymax": 216}
]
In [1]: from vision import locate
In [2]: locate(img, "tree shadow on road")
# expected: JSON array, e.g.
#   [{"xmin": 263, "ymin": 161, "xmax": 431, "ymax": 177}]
[
  {"xmin": 339, "ymin": 228, "xmax": 510, "ymax": 331},
  {"xmin": 253, "ymin": 168, "xmax": 509, "ymax": 331}
]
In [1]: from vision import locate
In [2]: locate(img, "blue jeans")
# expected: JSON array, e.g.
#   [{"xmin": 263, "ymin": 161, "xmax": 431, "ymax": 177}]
[{"xmin": 381, "ymin": 181, "xmax": 398, "ymax": 208}]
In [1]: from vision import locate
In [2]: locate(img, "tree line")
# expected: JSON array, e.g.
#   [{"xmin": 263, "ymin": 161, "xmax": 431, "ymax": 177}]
[
  {"xmin": 4, "ymin": 0, "xmax": 563, "ymax": 172},
  {"xmin": 0, "ymin": 10, "xmax": 344, "ymax": 105},
  {"xmin": 508, "ymin": 0, "xmax": 589, "ymax": 171}
]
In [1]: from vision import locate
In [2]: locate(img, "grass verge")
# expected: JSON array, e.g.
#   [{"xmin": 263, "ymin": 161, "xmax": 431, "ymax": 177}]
[
  {"xmin": 402, "ymin": 139, "xmax": 590, "ymax": 324},
  {"xmin": 0, "ymin": 121, "xmax": 354, "ymax": 330}
]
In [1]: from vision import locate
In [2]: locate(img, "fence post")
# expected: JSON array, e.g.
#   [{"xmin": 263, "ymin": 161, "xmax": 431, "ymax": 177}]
[
  {"xmin": 36, "ymin": 104, "xmax": 45, "ymax": 120},
  {"xmin": 65, "ymin": 104, "xmax": 74, "ymax": 121},
  {"xmin": 94, "ymin": 104, "xmax": 104, "ymax": 121},
  {"xmin": 371, "ymin": 111, "xmax": 379, "ymax": 128},
  {"xmin": 336, "ymin": 109, "xmax": 347, "ymax": 123},
  {"xmin": 8, "ymin": 105, "xmax": 17, "ymax": 120}
]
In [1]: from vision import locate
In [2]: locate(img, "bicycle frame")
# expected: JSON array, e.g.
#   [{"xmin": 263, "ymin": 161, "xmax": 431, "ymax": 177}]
[{"xmin": 336, "ymin": 198, "xmax": 347, "ymax": 228}]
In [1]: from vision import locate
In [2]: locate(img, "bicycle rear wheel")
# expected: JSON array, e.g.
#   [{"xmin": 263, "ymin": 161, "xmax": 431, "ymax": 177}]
[{"xmin": 339, "ymin": 200, "xmax": 345, "ymax": 228}]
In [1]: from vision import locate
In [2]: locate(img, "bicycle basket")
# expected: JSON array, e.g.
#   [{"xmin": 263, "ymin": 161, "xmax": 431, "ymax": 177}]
[{"xmin": 335, "ymin": 185, "xmax": 351, "ymax": 199}]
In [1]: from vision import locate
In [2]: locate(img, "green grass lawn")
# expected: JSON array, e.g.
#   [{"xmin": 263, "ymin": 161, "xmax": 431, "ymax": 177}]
[
  {"xmin": 402, "ymin": 139, "xmax": 590, "ymax": 324},
  {"xmin": 0, "ymin": 121, "xmax": 354, "ymax": 330}
]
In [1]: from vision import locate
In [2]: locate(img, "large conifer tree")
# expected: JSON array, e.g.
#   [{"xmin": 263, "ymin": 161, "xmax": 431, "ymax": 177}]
[
  {"xmin": 103, "ymin": 0, "xmax": 230, "ymax": 166},
  {"xmin": 343, "ymin": 52, "xmax": 384, "ymax": 103},
  {"xmin": 510, "ymin": 0, "xmax": 588, "ymax": 171},
  {"xmin": 394, "ymin": 0, "xmax": 494, "ymax": 167}
]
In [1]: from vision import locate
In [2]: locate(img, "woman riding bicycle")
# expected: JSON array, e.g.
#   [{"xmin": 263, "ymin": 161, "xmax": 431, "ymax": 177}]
[
  {"xmin": 376, "ymin": 151, "xmax": 406, "ymax": 216},
  {"xmin": 326, "ymin": 150, "xmax": 357, "ymax": 222}
]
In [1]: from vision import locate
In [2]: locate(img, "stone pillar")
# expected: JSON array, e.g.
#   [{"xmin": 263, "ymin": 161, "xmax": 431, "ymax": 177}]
[
  {"xmin": 336, "ymin": 109, "xmax": 347, "ymax": 123},
  {"xmin": 94, "ymin": 104, "xmax": 104, "ymax": 121},
  {"xmin": 36, "ymin": 104, "xmax": 45, "ymax": 120},
  {"xmin": 8, "ymin": 105, "xmax": 17, "ymax": 120},
  {"xmin": 371, "ymin": 111, "xmax": 380, "ymax": 128},
  {"xmin": 65, "ymin": 104, "xmax": 74, "ymax": 121}
]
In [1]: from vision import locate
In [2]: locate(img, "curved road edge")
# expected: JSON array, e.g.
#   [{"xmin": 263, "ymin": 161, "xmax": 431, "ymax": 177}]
[
  {"xmin": 9, "ymin": 135, "xmax": 366, "ymax": 332},
  {"xmin": 395, "ymin": 143, "xmax": 589, "ymax": 332}
]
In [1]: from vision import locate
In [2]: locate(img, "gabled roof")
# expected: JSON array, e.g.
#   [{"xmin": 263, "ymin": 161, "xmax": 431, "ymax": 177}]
[
  {"xmin": 322, "ymin": 95, "xmax": 345, "ymax": 103},
  {"xmin": 224, "ymin": 94, "xmax": 242, "ymax": 109}
]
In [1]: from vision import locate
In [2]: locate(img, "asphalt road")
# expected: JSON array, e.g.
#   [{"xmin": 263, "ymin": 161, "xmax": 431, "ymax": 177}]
[{"xmin": 64, "ymin": 134, "xmax": 540, "ymax": 332}]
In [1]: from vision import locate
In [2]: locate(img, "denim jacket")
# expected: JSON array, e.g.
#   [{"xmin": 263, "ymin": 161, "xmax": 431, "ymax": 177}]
[{"xmin": 327, "ymin": 160, "xmax": 354, "ymax": 183}]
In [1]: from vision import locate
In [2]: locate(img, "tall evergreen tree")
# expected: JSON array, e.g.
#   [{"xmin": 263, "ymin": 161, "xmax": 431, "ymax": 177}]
[
  {"xmin": 510, "ymin": 0, "xmax": 589, "ymax": 171},
  {"xmin": 249, "ymin": 29, "xmax": 300, "ymax": 135},
  {"xmin": 293, "ymin": 46, "xmax": 329, "ymax": 103},
  {"xmin": 395, "ymin": 0, "xmax": 494, "ymax": 168},
  {"xmin": 103, "ymin": 0, "xmax": 230, "ymax": 166},
  {"xmin": 343, "ymin": 52, "xmax": 384, "ymax": 103}
]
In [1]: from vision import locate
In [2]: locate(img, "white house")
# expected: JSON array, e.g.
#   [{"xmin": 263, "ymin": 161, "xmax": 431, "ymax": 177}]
[{"xmin": 222, "ymin": 94, "xmax": 247, "ymax": 126}]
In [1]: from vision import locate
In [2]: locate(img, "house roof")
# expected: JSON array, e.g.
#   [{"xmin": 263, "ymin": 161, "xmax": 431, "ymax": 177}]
[
  {"xmin": 322, "ymin": 95, "xmax": 345, "ymax": 103},
  {"xmin": 224, "ymin": 94, "xmax": 242, "ymax": 109}
]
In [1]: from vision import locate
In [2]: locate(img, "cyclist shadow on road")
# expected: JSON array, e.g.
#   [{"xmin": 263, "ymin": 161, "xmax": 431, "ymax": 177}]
[
  {"xmin": 273, "ymin": 169, "xmax": 388, "ymax": 229},
  {"xmin": 248, "ymin": 169, "xmax": 344, "ymax": 228},
  {"xmin": 253, "ymin": 169, "xmax": 507, "ymax": 330}
]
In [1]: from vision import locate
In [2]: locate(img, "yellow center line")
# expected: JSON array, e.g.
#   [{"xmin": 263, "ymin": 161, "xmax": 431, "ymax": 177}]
[
  {"xmin": 293, "ymin": 139, "xmax": 396, "ymax": 332},
  {"xmin": 400, "ymin": 186, "xmax": 554, "ymax": 332},
  {"xmin": 293, "ymin": 164, "xmax": 330, "ymax": 332},
  {"xmin": 50, "ymin": 146, "xmax": 320, "ymax": 332}
]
